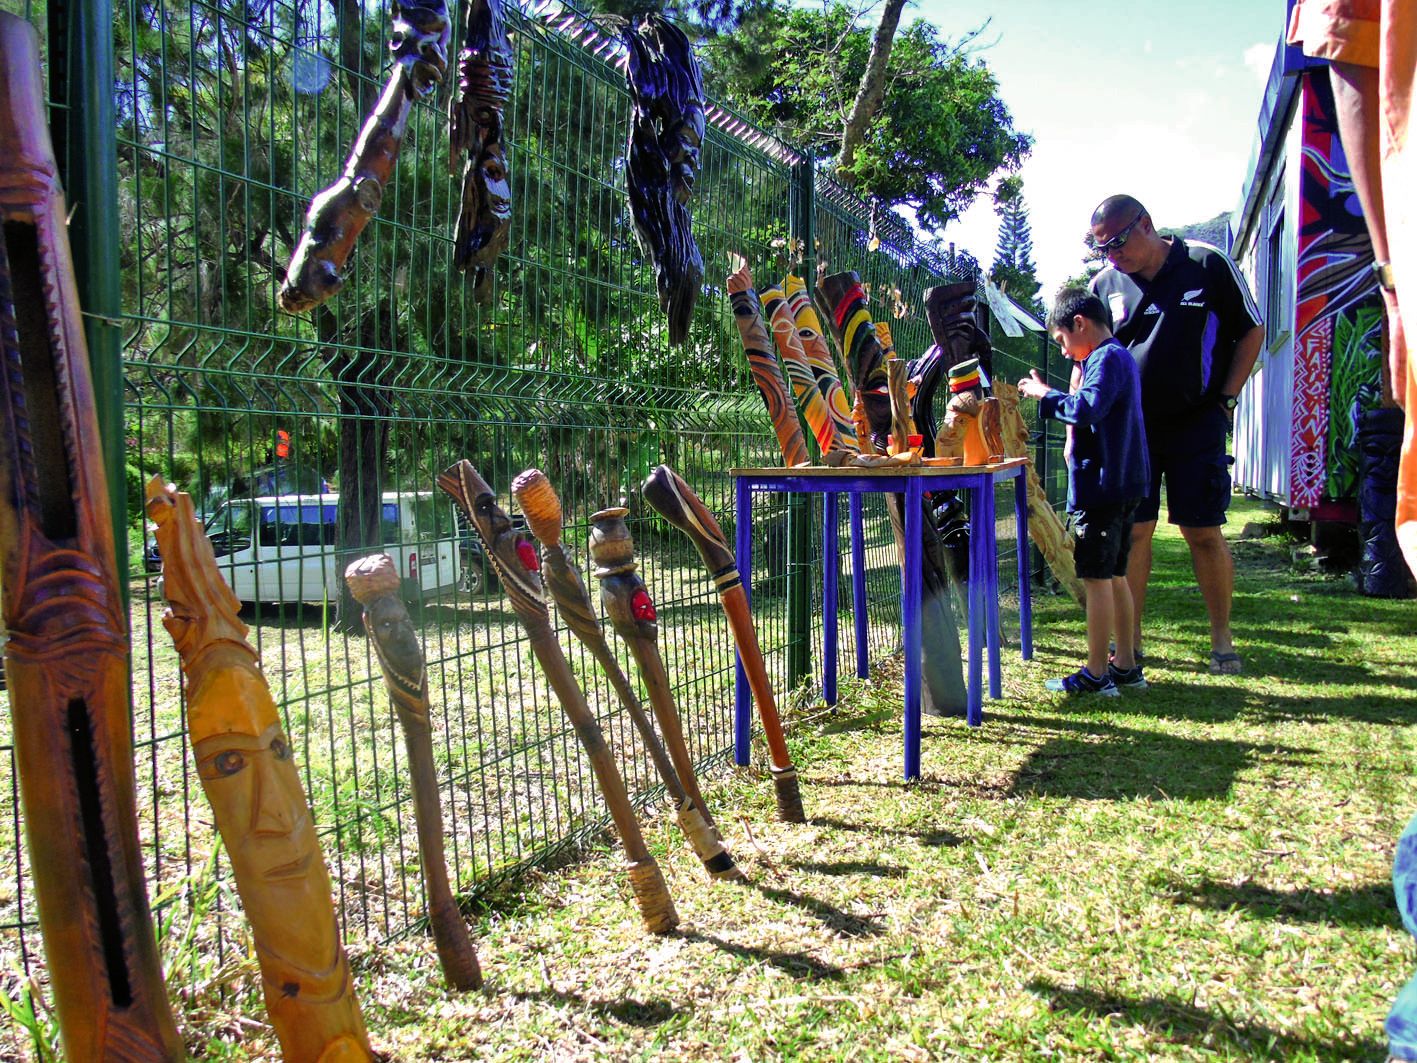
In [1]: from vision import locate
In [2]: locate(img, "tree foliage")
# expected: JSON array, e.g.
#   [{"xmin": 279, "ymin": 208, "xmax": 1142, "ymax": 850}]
[
  {"xmin": 701, "ymin": 1, "xmax": 1031, "ymax": 229},
  {"xmin": 989, "ymin": 175, "xmax": 1042, "ymax": 315}
]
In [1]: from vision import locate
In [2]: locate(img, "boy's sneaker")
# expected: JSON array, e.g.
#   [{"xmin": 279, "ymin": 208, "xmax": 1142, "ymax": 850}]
[
  {"xmin": 1107, "ymin": 661, "xmax": 1149, "ymax": 693},
  {"xmin": 1044, "ymin": 667, "xmax": 1120, "ymax": 697}
]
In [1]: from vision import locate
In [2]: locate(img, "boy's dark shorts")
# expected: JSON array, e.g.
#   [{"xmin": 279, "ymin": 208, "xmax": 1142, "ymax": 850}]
[
  {"xmin": 1136, "ymin": 406, "xmax": 1234, "ymax": 527},
  {"xmin": 1072, "ymin": 500, "xmax": 1140, "ymax": 580}
]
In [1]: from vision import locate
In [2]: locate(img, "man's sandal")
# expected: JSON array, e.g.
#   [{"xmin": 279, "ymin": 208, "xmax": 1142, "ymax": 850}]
[{"xmin": 1209, "ymin": 650, "xmax": 1243, "ymax": 676}]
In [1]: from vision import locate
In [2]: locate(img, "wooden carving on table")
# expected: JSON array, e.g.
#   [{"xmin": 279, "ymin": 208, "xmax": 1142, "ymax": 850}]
[
  {"xmin": 344, "ymin": 554, "xmax": 483, "ymax": 990},
  {"xmin": 147, "ymin": 479, "xmax": 373, "ymax": 1062},
  {"xmin": 941, "ymin": 359, "xmax": 1003, "ymax": 466},
  {"xmin": 449, "ymin": 0, "xmax": 512, "ymax": 302},
  {"xmin": 511, "ymin": 471, "xmax": 743, "ymax": 882},
  {"xmin": 760, "ymin": 280, "xmax": 852, "ymax": 463},
  {"xmin": 781, "ymin": 274, "xmax": 858, "ymax": 453},
  {"xmin": 817, "ymin": 272, "xmax": 967, "ymax": 718},
  {"xmin": 0, "ymin": 16, "xmax": 185, "ymax": 1059},
  {"xmin": 641, "ymin": 466, "xmax": 805, "ymax": 822},
  {"xmin": 885, "ymin": 357, "xmax": 918, "ymax": 460},
  {"xmin": 624, "ymin": 13, "xmax": 706, "ymax": 346},
  {"xmin": 278, "ymin": 0, "xmax": 451, "ymax": 312},
  {"xmin": 727, "ymin": 257, "xmax": 809, "ymax": 467},
  {"xmin": 438, "ymin": 461, "xmax": 679, "ymax": 932}
]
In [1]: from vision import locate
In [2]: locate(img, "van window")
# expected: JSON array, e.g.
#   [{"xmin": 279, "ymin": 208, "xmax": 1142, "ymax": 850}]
[
  {"xmin": 259, "ymin": 503, "xmax": 337, "ymax": 548},
  {"xmin": 381, "ymin": 502, "xmax": 400, "ymax": 544},
  {"xmin": 204, "ymin": 502, "xmax": 254, "ymax": 557}
]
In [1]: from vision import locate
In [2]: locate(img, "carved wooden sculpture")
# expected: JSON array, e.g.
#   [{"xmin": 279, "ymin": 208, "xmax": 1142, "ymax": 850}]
[
  {"xmin": 818, "ymin": 272, "xmax": 967, "ymax": 718},
  {"xmin": 781, "ymin": 274, "xmax": 857, "ymax": 451},
  {"xmin": 760, "ymin": 280, "xmax": 851, "ymax": 462},
  {"xmin": 449, "ymin": 0, "xmax": 512, "ymax": 301},
  {"xmin": 727, "ymin": 257, "xmax": 809, "ymax": 467},
  {"xmin": 997, "ymin": 386, "xmax": 1085, "ymax": 605},
  {"xmin": 641, "ymin": 466, "xmax": 805, "ymax": 822},
  {"xmin": 147, "ymin": 479, "xmax": 372, "ymax": 1062},
  {"xmin": 886, "ymin": 357, "xmax": 917, "ymax": 459},
  {"xmin": 344, "ymin": 554, "xmax": 483, "ymax": 990},
  {"xmin": 916, "ymin": 280, "xmax": 980, "ymax": 452},
  {"xmin": 438, "ymin": 461, "xmax": 678, "ymax": 932},
  {"xmin": 0, "ymin": 17, "xmax": 185, "ymax": 1058},
  {"xmin": 944, "ymin": 359, "xmax": 1004, "ymax": 467},
  {"xmin": 510, "ymin": 471, "xmax": 742, "ymax": 882},
  {"xmin": 624, "ymin": 13, "xmax": 705, "ymax": 346},
  {"xmin": 278, "ymin": 0, "xmax": 451, "ymax": 312}
]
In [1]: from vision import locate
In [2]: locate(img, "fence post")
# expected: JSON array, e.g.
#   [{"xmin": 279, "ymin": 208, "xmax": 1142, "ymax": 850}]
[
  {"xmin": 785, "ymin": 160, "xmax": 815, "ymax": 690},
  {"xmin": 49, "ymin": 0, "xmax": 127, "ymax": 600}
]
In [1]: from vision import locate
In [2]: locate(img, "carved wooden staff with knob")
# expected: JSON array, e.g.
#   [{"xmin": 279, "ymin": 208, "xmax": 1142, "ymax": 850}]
[
  {"xmin": 0, "ymin": 16, "xmax": 184, "ymax": 1058},
  {"xmin": 345, "ymin": 554, "xmax": 483, "ymax": 990},
  {"xmin": 148, "ymin": 479, "xmax": 373, "ymax": 1062},
  {"xmin": 641, "ymin": 466, "xmax": 805, "ymax": 822},
  {"xmin": 438, "ymin": 461, "xmax": 678, "ymax": 932},
  {"xmin": 510, "ymin": 470, "xmax": 743, "ymax": 883}
]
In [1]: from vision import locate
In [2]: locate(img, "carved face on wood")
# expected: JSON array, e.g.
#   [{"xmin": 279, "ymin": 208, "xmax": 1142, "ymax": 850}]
[{"xmin": 364, "ymin": 592, "xmax": 424, "ymax": 688}]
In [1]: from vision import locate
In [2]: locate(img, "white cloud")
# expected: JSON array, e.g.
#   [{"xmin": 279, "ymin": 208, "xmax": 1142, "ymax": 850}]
[{"xmin": 1244, "ymin": 41, "xmax": 1274, "ymax": 85}]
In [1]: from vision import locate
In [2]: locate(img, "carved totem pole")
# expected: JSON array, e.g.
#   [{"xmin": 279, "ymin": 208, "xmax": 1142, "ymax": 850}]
[
  {"xmin": 148, "ymin": 480, "xmax": 373, "ymax": 1062},
  {"xmin": 0, "ymin": 16, "xmax": 184, "ymax": 1059},
  {"xmin": 727, "ymin": 257, "xmax": 809, "ymax": 467},
  {"xmin": 781, "ymin": 273, "xmax": 857, "ymax": 452}
]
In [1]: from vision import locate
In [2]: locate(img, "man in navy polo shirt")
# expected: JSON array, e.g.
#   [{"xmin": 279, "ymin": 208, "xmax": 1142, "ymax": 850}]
[{"xmin": 1088, "ymin": 194, "xmax": 1265, "ymax": 676}]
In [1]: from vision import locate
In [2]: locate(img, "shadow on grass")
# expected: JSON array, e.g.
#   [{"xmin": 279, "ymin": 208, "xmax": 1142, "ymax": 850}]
[
  {"xmin": 810, "ymin": 814, "xmax": 963, "ymax": 848},
  {"xmin": 1028, "ymin": 980, "xmax": 1385, "ymax": 1059},
  {"xmin": 786, "ymin": 859, "xmax": 906, "ymax": 878},
  {"xmin": 679, "ymin": 929, "xmax": 843, "ymax": 981},
  {"xmin": 508, "ymin": 988, "xmax": 680, "ymax": 1027},
  {"xmin": 1154, "ymin": 875, "xmax": 1399, "ymax": 929},
  {"xmin": 750, "ymin": 882, "xmax": 884, "ymax": 937}
]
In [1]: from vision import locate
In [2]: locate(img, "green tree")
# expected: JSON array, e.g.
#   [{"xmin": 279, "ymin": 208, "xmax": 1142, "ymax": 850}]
[
  {"xmin": 989, "ymin": 176, "xmax": 1042, "ymax": 315},
  {"xmin": 702, "ymin": 1, "xmax": 1030, "ymax": 228}
]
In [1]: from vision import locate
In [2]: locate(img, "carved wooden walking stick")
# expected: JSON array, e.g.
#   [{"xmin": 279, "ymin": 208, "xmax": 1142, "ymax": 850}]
[
  {"xmin": 147, "ymin": 480, "xmax": 372, "ymax": 1062},
  {"xmin": 279, "ymin": 0, "xmax": 451, "ymax": 312},
  {"xmin": 449, "ymin": 0, "xmax": 512, "ymax": 301},
  {"xmin": 781, "ymin": 274, "xmax": 857, "ymax": 451},
  {"xmin": 624, "ymin": 13, "xmax": 705, "ymax": 346},
  {"xmin": 0, "ymin": 17, "xmax": 185, "ymax": 1059},
  {"xmin": 641, "ymin": 466, "xmax": 805, "ymax": 822},
  {"xmin": 819, "ymin": 272, "xmax": 967, "ymax": 718},
  {"xmin": 761, "ymin": 281, "xmax": 851, "ymax": 462},
  {"xmin": 345, "ymin": 554, "xmax": 483, "ymax": 990},
  {"xmin": 438, "ymin": 461, "xmax": 678, "ymax": 932},
  {"xmin": 511, "ymin": 471, "xmax": 742, "ymax": 882},
  {"xmin": 727, "ymin": 257, "xmax": 809, "ymax": 467}
]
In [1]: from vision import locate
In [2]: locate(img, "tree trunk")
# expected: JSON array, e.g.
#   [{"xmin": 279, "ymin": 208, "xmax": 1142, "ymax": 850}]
[{"xmin": 836, "ymin": 0, "xmax": 907, "ymax": 180}]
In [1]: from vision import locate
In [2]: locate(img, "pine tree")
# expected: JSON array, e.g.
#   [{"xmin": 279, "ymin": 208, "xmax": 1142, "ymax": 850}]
[{"xmin": 989, "ymin": 177, "xmax": 1043, "ymax": 315}]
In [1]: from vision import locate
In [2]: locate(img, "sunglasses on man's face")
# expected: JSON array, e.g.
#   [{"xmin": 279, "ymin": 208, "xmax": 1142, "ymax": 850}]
[{"xmin": 1093, "ymin": 212, "xmax": 1146, "ymax": 255}]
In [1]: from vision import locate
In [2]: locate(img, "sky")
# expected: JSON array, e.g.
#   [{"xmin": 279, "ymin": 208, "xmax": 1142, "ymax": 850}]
[{"xmin": 904, "ymin": 0, "xmax": 1285, "ymax": 298}]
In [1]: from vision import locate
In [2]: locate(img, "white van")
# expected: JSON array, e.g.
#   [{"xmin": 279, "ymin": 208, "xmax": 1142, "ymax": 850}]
[{"xmin": 192, "ymin": 491, "xmax": 461, "ymax": 605}]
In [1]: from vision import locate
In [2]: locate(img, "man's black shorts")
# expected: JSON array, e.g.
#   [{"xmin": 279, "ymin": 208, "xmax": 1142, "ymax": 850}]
[
  {"xmin": 1136, "ymin": 406, "xmax": 1234, "ymax": 527},
  {"xmin": 1072, "ymin": 500, "xmax": 1140, "ymax": 580}
]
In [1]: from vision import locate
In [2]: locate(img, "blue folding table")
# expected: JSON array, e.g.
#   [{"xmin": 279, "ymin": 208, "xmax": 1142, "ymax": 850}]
[{"xmin": 729, "ymin": 458, "xmax": 1032, "ymax": 779}]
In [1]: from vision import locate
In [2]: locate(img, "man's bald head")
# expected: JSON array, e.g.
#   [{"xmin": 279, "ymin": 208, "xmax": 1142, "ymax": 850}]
[{"xmin": 1092, "ymin": 195, "xmax": 1147, "ymax": 228}]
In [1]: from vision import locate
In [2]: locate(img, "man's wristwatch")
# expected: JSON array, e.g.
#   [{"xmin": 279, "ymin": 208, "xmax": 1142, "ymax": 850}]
[
  {"xmin": 1374, "ymin": 260, "xmax": 1396, "ymax": 292},
  {"xmin": 1220, "ymin": 394, "xmax": 1239, "ymax": 413}
]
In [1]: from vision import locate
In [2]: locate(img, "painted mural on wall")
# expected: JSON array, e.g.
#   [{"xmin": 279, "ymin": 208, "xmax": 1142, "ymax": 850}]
[{"xmin": 1290, "ymin": 68, "xmax": 1384, "ymax": 508}]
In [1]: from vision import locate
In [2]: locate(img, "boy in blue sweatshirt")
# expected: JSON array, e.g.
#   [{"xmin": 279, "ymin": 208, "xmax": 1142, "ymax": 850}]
[{"xmin": 1019, "ymin": 287, "xmax": 1151, "ymax": 695}]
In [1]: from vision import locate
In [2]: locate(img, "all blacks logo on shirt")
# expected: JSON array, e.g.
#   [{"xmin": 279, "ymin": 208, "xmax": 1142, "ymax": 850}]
[{"xmin": 1180, "ymin": 287, "xmax": 1206, "ymax": 308}]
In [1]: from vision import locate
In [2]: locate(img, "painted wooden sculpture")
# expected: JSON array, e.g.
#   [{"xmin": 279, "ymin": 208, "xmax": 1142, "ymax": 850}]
[
  {"xmin": 641, "ymin": 465, "xmax": 805, "ymax": 822},
  {"xmin": 727, "ymin": 256, "xmax": 809, "ymax": 467},
  {"xmin": 511, "ymin": 470, "xmax": 742, "ymax": 882},
  {"xmin": 438, "ymin": 461, "xmax": 678, "ymax": 932},
  {"xmin": 344, "ymin": 553, "xmax": 483, "ymax": 990},
  {"xmin": 818, "ymin": 271, "xmax": 967, "ymax": 718},
  {"xmin": 623, "ymin": 13, "xmax": 705, "ymax": 345},
  {"xmin": 147, "ymin": 479, "xmax": 373, "ymax": 1062},
  {"xmin": 449, "ymin": 0, "xmax": 512, "ymax": 301},
  {"xmin": 781, "ymin": 273, "xmax": 857, "ymax": 452},
  {"xmin": 760, "ymin": 279, "xmax": 853, "ymax": 462},
  {"xmin": 0, "ymin": 16, "xmax": 185, "ymax": 1058},
  {"xmin": 279, "ymin": 0, "xmax": 451, "ymax": 312}
]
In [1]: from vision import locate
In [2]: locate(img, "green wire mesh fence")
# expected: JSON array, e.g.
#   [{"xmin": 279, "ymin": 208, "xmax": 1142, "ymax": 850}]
[{"xmin": 0, "ymin": 0, "xmax": 1061, "ymax": 1040}]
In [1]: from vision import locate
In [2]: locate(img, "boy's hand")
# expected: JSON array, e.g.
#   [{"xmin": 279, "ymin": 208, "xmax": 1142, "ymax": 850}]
[{"xmin": 1017, "ymin": 370, "xmax": 1051, "ymax": 401}]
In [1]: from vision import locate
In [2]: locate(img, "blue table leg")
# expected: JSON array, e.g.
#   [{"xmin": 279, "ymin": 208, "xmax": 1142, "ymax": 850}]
[
  {"xmin": 734, "ymin": 477, "xmax": 753, "ymax": 767},
  {"xmin": 967, "ymin": 477, "xmax": 984, "ymax": 727},
  {"xmin": 903, "ymin": 479, "xmax": 924, "ymax": 780},
  {"xmin": 823, "ymin": 491, "xmax": 839, "ymax": 706},
  {"xmin": 850, "ymin": 492, "xmax": 869, "ymax": 680},
  {"xmin": 1014, "ymin": 471, "xmax": 1033, "ymax": 660},
  {"xmin": 982, "ymin": 478, "xmax": 1002, "ymax": 700}
]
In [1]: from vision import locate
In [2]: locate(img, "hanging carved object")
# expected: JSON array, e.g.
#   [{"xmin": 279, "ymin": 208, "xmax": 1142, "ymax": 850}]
[
  {"xmin": 727, "ymin": 257, "xmax": 809, "ymax": 466},
  {"xmin": 0, "ymin": 17, "xmax": 185, "ymax": 1059},
  {"xmin": 449, "ymin": 0, "xmax": 512, "ymax": 301},
  {"xmin": 623, "ymin": 13, "xmax": 705, "ymax": 346},
  {"xmin": 279, "ymin": 0, "xmax": 451, "ymax": 312},
  {"xmin": 147, "ymin": 480, "xmax": 373, "ymax": 1062},
  {"xmin": 438, "ymin": 461, "xmax": 678, "ymax": 933},
  {"xmin": 344, "ymin": 554, "xmax": 483, "ymax": 990}
]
